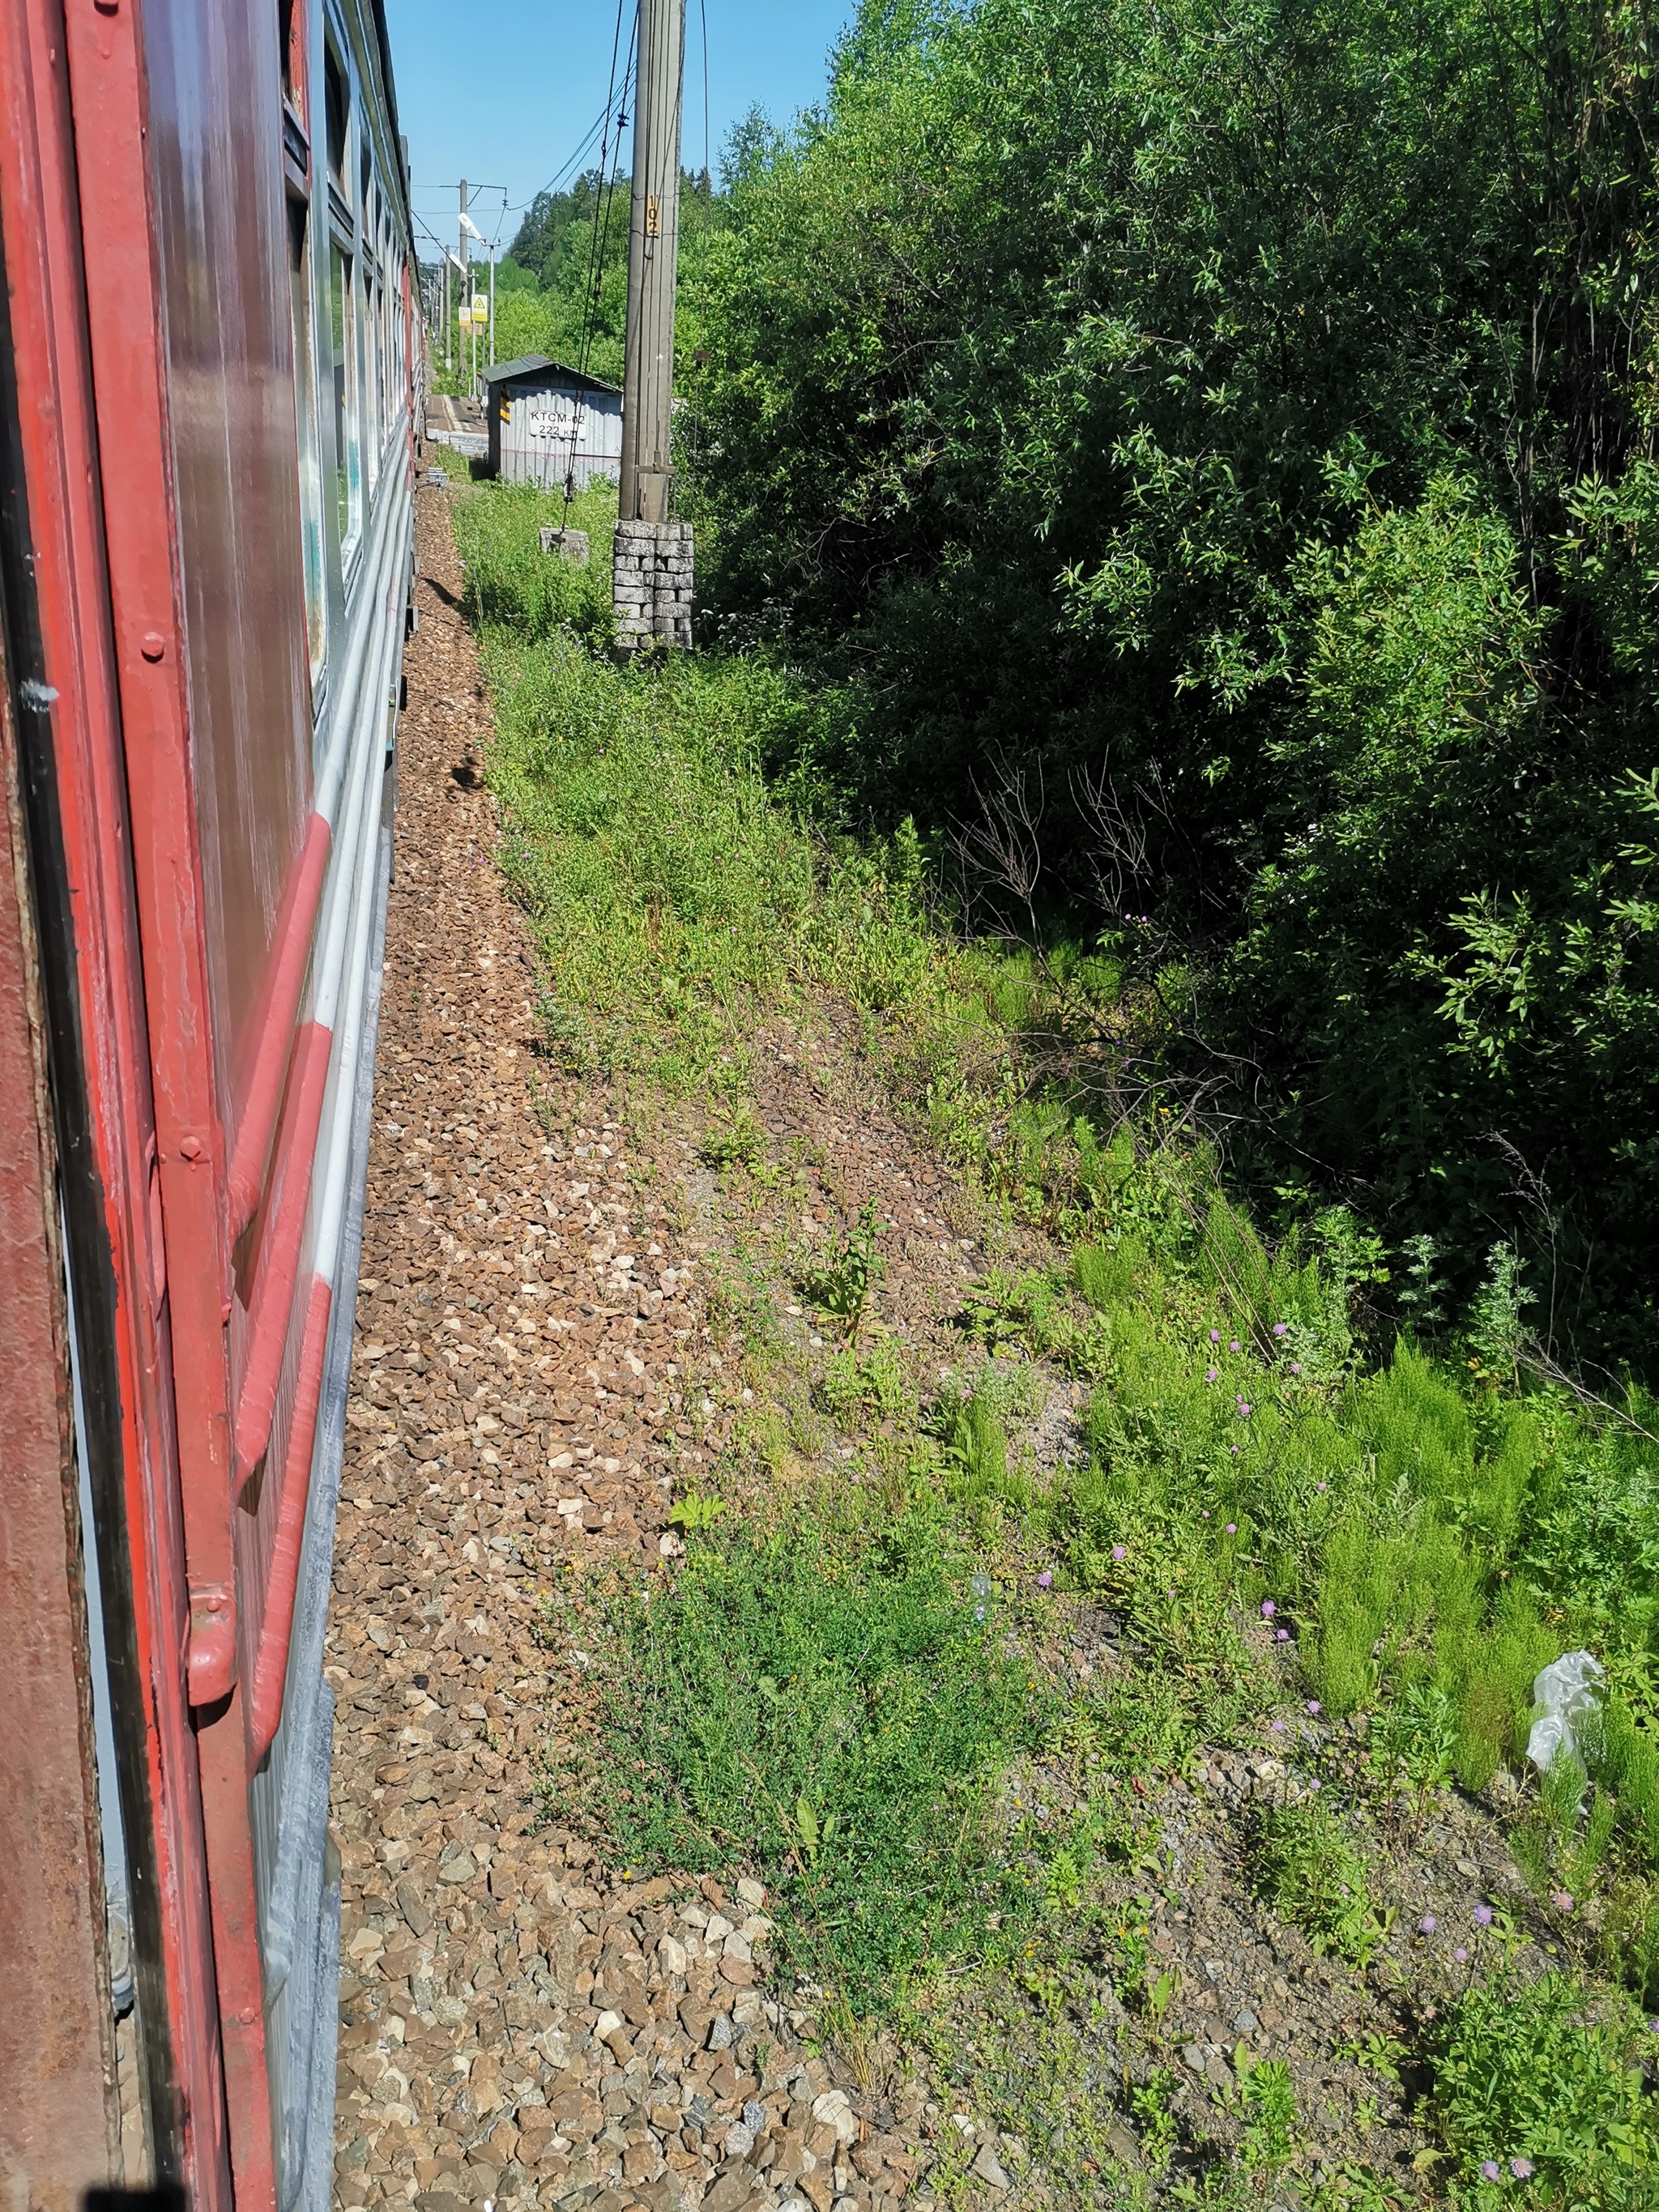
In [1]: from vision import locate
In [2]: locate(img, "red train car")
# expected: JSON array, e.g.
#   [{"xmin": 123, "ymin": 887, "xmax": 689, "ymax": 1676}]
[{"xmin": 0, "ymin": 0, "xmax": 416, "ymax": 2202}]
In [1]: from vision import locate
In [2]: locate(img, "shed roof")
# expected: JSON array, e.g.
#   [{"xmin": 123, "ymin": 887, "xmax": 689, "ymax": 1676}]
[{"xmin": 482, "ymin": 354, "xmax": 622, "ymax": 396}]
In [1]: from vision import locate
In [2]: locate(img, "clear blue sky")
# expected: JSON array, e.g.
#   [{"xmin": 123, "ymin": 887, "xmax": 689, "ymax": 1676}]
[{"xmin": 386, "ymin": 0, "xmax": 857, "ymax": 263}]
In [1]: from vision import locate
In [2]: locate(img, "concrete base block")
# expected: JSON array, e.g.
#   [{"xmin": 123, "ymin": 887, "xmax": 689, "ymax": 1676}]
[{"xmin": 612, "ymin": 520, "xmax": 695, "ymax": 650}]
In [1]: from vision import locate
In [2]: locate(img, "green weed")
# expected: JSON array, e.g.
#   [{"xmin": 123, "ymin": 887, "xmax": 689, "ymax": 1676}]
[
  {"xmin": 1237, "ymin": 2050, "xmax": 1300, "ymax": 2176},
  {"xmin": 668, "ymin": 1489, "xmax": 727, "ymax": 1536},
  {"xmin": 799, "ymin": 1204, "xmax": 885, "ymax": 1342},
  {"xmin": 1251, "ymin": 1800, "xmax": 1392, "ymax": 1967},
  {"xmin": 1426, "ymin": 1969, "xmax": 1659, "ymax": 2207},
  {"xmin": 577, "ymin": 1507, "xmax": 1049, "ymax": 2009},
  {"xmin": 820, "ymin": 1337, "xmax": 911, "ymax": 1426}
]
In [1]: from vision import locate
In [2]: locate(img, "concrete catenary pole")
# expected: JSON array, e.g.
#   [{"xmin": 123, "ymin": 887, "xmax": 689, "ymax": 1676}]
[
  {"xmin": 612, "ymin": 0, "xmax": 693, "ymax": 650},
  {"xmin": 619, "ymin": 0, "xmax": 684, "ymax": 526},
  {"xmin": 459, "ymin": 177, "xmax": 471, "ymax": 394}
]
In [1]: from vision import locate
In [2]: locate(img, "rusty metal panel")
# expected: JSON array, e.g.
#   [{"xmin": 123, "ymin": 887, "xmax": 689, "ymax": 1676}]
[
  {"xmin": 4, "ymin": 0, "xmax": 416, "ymax": 2201},
  {"xmin": 0, "ymin": 0, "xmax": 232, "ymax": 2197},
  {"xmin": 0, "ymin": 535, "xmax": 122, "ymax": 2212},
  {"xmin": 139, "ymin": 0, "xmax": 316, "ymax": 1153}
]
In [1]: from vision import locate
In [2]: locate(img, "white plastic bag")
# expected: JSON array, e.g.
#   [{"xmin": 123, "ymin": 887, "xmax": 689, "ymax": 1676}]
[{"xmin": 1526, "ymin": 1649, "xmax": 1604, "ymax": 1774}]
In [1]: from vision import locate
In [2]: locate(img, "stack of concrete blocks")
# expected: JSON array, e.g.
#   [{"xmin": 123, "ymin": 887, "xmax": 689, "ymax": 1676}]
[
  {"xmin": 612, "ymin": 518, "xmax": 694, "ymax": 650},
  {"xmin": 538, "ymin": 526, "xmax": 590, "ymax": 563}
]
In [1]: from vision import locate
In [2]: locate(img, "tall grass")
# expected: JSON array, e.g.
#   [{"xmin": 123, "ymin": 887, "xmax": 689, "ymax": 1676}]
[{"xmin": 453, "ymin": 476, "xmax": 1659, "ymax": 2048}]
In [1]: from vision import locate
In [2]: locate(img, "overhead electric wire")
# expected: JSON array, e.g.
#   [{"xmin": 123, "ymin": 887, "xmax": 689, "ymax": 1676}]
[
  {"xmin": 573, "ymin": 0, "xmax": 633, "ymax": 376},
  {"xmin": 561, "ymin": 0, "xmax": 634, "ymax": 526},
  {"xmin": 690, "ymin": 0, "xmax": 710, "ymax": 479},
  {"xmin": 578, "ymin": 40, "xmax": 634, "ymax": 385}
]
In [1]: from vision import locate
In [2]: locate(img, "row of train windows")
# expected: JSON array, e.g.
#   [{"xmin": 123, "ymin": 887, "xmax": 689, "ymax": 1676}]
[{"xmin": 285, "ymin": 42, "xmax": 407, "ymax": 701}]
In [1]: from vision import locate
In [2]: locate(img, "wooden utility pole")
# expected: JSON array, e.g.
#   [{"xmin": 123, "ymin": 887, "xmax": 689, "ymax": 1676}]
[
  {"xmin": 620, "ymin": 0, "xmax": 684, "ymax": 524},
  {"xmin": 613, "ymin": 0, "xmax": 693, "ymax": 648}
]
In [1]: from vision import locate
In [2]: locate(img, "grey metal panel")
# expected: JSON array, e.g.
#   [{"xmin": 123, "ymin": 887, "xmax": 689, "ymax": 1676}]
[
  {"xmin": 248, "ymin": 479, "xmax": 404, "ymax": 2188},
  {"xmin": 280, "ymin": 803, "xmax": 390, "ymax": 2210}
]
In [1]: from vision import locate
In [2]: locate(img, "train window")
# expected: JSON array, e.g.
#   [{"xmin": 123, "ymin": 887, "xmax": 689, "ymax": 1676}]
[
  {"xmin": 324, "ymin": 46, "xmax": 348, "ymax": 185},
  {"xmin": 279, "ymin": 0, "xmax": 305, "ymax": 124},
  {"xmin": 364, "ymin": 276, "xmax": 381, "ymax": 494},
  {"xmin": 288, "ymin": 201, "xmax": 326, "ymax": 685},
  {"xmin": 329, "ymin": 243, "xmax": 361, "ymax": 560}
]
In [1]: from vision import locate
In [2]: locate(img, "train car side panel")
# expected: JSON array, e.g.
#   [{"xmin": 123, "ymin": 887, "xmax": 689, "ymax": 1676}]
[
  {"xmin": 0, "ymin": 578, "xmax": 121, "ymax": 2212},
  {"xmin": 0, "ymin": 0, "xmax": 232, "ymax": 2197},
  {"xmin": 139, "ymin": 0, "xmax": 316, "ymax": 1149}
]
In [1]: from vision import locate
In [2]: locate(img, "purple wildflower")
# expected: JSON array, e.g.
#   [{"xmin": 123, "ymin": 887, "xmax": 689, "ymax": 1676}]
[
  {"xmin": 1239, "ymin": 1401, "xmax": 1252, "ymax": 1417},
  {"xmin": 1316, "ymin": 1479, "xmax": 1327, "ymax": 1491},
  {"xmin": 1307, "ymin": 1700, "xmax": 1321, "ymax": 1715},
  {"xmin": 1230, "ymin": 1339, "xmax": 1242, "ymax": 1353},
  {"xmin": 1273, "ymin": 1322, "xmax": 1289, "ymax": 1337},
  {"xmin": 1551, "ymin": 1890, "xmax": 1575, "ymax": 1914},
  {"xmin": 1290, "ymin": 1362, "xmax": 1303, "ymax": 1375},
  {"xmin": 1111, "ymin": 1544, "xmax": 1126, "ymax": 1562},
  {"xmin": 1512, "ymin": 2160, "xmax": 1533, "ymax": 2180},
  {"xmin": 1276, "ymin": 1626, "xmax": 1290, "ymax": 1640},
  {"xmin": 1270, "ymin": 1720, "xmax": 1285, "ymax": 1733},
  {"xmin": 1261, "ymin": 1599, "xmax": 1277, "ymax": 1618},
  {"xmin": 1036, "ymin": 1571, "xmax": 1053, "ymax": 1589},
  {"xmin": 1226, "ymin": 1522, "xmax": 1237, "ymax": 1534},
  {"xmin": 1480, "ymin": 2163, "xmax": 1501, "ymax": 2184},
  {"xmin": 1474, "ymin": 1905, "xmax": 1494, "ymax": 1927},
  {"xmin": 1209, "ymin": 1328, "xmax": 1222, "ymax": 1343},
  {"xmin": 1206, "ymin": 1366, "xmax": 1219, "ymax": 1382},
  {"xmin": 1419, "ymin": 1915, "xmax": 1437, "ymax": 1935},
  {"xmin": 1455, "ymin": 1946, "xmax": 1469, "ymax": 1963}
]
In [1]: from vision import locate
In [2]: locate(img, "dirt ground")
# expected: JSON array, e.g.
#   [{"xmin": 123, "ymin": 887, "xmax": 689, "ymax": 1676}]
[
  {"xmin": 327, "ymin": 482, "xmax": 1562, "ymax": 2212},
  {"xmin": 327, "ymin": 480, "xmax": 933, "ymax": 2212}
]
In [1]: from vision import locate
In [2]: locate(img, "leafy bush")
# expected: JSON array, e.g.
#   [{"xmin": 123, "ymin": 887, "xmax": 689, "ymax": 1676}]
[
  {"xmin": 1427, "ymin": 1971, "xmax": 1659, "ymax": 2208},
  {"xmin": 686, "ymin": 0, "xmax": 1659, "ymax": 1358}
]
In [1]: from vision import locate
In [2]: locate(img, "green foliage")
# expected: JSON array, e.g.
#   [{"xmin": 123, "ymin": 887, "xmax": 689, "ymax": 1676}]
[
  {"xmin": 1250, "ymin": 1801, "xmax": 1391, "ymax": 1967},
  {"xmin": 937, "ymin": 1391, "xmax": 1026, "ymax": 1518},
  {"xmin": 583, "ymin": 1510, "xmax": 1047, "ymax": 2008},
  {"xmin": 668, "ymin": 1489, "xmax": 727, "ymax": 1536},
  {"xmin": 454, "ymin": 476, "xmax": 617, "ymax": 649},
  {"xmin": 685, "ymin": 0, "xmax": 1659, "ymax": 1357},
  {"xmin": 485, "ymin": 166, "xmax": 721, "ymax": 388},
  {"xmin": 1238, "ymin": 2052, "xmax": 1300, "ymax": 2177},
  {"xmin": 1073, "ymin": 1238, "xmax": 1143, "ymax": 1313},
  {"xmin": 799, "ymin": 1204, "xmax": 885, "ymax": 1341},
  {"xmin": 820, "ymin": 1337, "xmax": 912, "ymax": 1427},
  {"xmin": 1427, "ymin": 1970, "xmax": 1659, "ymax": 2208}
]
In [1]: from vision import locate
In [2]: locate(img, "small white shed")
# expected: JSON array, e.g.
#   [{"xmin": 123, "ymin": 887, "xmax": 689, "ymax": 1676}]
[{"xmin": 483, "ymin": 356, "xmax": 625, "ymax": 492}]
